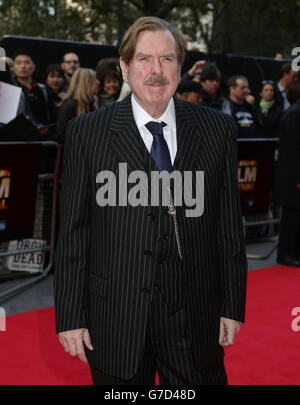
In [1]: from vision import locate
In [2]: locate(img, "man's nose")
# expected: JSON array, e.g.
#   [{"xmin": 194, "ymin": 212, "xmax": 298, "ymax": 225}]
[{"xmin": 151, "ymin": 57, "xmax": 163, "ymax": 75}]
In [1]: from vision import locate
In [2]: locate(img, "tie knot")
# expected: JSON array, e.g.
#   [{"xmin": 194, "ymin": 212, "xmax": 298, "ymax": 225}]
[{"xmin": 145, "ymin": 121, "xmax": 167, "ymax": 136}]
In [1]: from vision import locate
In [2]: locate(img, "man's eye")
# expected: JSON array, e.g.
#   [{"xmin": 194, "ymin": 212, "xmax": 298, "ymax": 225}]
[{"xmin": 162, "ymin": 56, "xmax": 175, "ymax": 62}]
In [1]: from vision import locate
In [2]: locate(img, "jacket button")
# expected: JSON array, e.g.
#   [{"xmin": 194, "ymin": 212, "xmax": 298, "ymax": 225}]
[
  {"xmin": 148, "ymin": 212, "xmax": 155, "ymax": 220},
  {"xmin": 141, "ymin": 287, "xmax": 150, "ymax": 294},
  {"xmin": 162, "ymin": 233, "xmax": 169, "ymax": 240},
  {"xmin": 145, "ymin": 250, "xmax": 152, "ymax": 256}
]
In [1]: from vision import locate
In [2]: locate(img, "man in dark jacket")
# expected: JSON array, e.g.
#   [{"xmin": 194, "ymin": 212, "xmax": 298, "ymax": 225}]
[
  {"xmin": 199, "ymin": 62, "xmax": 225, "ymax": 111},
  {"xmin": 222, "ymin": 75, "xmax": 262, "ymax": 138},
  {"xmin": 54, "ymin": 16, "xmax": 247, "ymax": 385},
  {"xmin": 60, "ymin": 52, "xmax": 80, "ymax": 92},
  {"xmin": 276, "ymin": 82, "xmax": 300, "ymax": 267},
  {"xmin": 13, "ymin": 49, "xmax": 55, "ymax": 126},
  {"xmin": 276, "ymin": 63, "xmax": 298, "ymax": 111},
  {"xmin": 180, "ymin": 61, "xmax": 225, "ymax": 111}
]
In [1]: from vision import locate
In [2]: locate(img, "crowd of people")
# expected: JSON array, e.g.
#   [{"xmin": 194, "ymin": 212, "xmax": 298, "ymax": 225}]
[
  {"xmin": 177, "ymin": 59, "xmax": 299, "ymax": 139},
  {"xmin": 0, "ymin": 50, "xmax": 126, "ymax": 139},
  {"xmin": 0, "ymin": 49, "xmax": 299, "ymax": 142},
  {"xmin": 0, "ymin": 46, "xmax": 300, "ymax": 267},
  {"xmin": 176, "ymin": 58, "xmax": 300, "ymax": 267}
]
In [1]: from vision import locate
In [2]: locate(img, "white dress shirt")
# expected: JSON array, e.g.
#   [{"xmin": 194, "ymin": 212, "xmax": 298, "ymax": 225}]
[{"xmin": 131, "ymin": 94, "xmax": 177, "ymax": 164}]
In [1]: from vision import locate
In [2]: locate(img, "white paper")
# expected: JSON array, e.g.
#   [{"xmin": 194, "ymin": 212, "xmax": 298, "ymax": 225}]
[{"xmin": 0, "ymin": 81, "xmax": 22, "ymax": 124}]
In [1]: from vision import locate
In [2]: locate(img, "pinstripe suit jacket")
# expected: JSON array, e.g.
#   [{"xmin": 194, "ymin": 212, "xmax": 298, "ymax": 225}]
[{"xmin": 54, "ymin": 95, "xmax": 247, "ymax": 379}]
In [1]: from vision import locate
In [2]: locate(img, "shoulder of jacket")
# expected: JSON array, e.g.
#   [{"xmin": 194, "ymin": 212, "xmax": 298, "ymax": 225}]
[{"xmin": 282, "ymin": 102, "xmax": 300, "ymax": 121}]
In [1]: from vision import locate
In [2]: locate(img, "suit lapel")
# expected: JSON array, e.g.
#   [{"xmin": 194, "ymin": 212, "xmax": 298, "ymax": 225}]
[
  {"xmin": 110, "ymin": 95, "xmax": 147, "ymax": 175},
  {"xmin": 110, "ymin": 95, "xmax": 154, "ymax": 205},
  {"xmin": 173, "ymin": 97, "xmax": 204, "ymax": 173}
]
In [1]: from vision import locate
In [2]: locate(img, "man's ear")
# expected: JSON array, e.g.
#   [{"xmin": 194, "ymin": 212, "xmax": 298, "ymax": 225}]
[{"xmin": 120, "ymin": 57, "xmax": 129, "ymax": 83}]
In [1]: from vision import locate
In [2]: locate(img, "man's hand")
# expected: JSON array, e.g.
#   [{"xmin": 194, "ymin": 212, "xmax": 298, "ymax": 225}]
[
  {"xmin": 188, "ymin": 60, "xmax": 206, "ymax": 77},
  {"xmin": 219, "ymin": 317, "xmax": 241, "ymax": 347},
  {"xmin": 58, "ymin": 328, "xmax": 93, "ymax": 364},
  {"xmin": 245, "ymin": 94, "xmax": 255, "ymax": 105}
]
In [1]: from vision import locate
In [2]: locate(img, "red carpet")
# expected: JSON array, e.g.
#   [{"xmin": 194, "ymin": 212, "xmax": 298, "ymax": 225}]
[
  {"xmin": 0, "ymin": 265, "xmax": 299, "ymax": 385},
  {"xmin": 225, "ymin": 265, "xmax": 300, "ymax": 385}
]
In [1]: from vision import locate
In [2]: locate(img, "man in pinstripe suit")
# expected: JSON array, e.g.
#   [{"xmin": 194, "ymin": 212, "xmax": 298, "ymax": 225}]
[{"xmin": 54, "ymin": 17, "xmax": 247, "ymax": 385}]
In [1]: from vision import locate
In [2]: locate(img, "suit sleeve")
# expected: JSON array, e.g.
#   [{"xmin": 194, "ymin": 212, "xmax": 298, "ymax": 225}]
[
  {"xmin": 54, "ymin": 118, "xmax": 91, "ymax": 333},
  {"xmin": 217, "ymin": 118, "xmax": 248, "ymax": 323},
  {"xmin": 283, "ymin": 110, "xmax": 300, "ymax": 182}
]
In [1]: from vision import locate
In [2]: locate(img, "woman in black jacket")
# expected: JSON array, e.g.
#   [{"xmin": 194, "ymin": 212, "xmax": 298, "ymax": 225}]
[
  {"xmin": 56, "ymin": 68, "xmax": 99, "ymax": 144},
  {"xmin": 44, "ymin": 64, "xmax": 66, "ymax": 120},
  {"xmin": 257, "ymin": 80, "xmax": 283, "ymax": 138}
]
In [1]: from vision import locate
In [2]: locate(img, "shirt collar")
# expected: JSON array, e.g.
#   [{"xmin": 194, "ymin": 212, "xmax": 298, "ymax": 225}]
[{"xmin": 131, "ymin": 93, "xmax": 176, "ymax": 130}]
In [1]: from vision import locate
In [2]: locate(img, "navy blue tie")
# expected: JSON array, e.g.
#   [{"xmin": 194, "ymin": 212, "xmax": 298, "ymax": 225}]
[{"xmin": 145, "ymin": 121, "xmax": 172, "ymax": 173}]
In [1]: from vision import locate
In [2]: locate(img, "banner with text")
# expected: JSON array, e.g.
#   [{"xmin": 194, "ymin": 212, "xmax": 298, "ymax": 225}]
[
  {"xmin": 237, "ymin": 139, "xmax": 277, "ymax": 216},
  {"xmin": 0, "ymin": 143, "xmax": 40, "ymax": 242}
]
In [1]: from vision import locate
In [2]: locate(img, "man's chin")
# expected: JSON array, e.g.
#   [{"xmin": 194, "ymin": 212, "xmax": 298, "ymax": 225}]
[
  {"xmin": 146, "ymin": 85, "xmax": 173, "ymax": 99},
  {"xmin": 146, "ymin": 95, "xmax": 169, "ymax": 105}
]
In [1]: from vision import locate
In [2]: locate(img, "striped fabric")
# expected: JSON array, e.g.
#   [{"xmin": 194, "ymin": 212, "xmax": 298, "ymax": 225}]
[
  {"xmin": 90, "ymin": 288, "xmax": 227, "ymax": 385},
  {"xmin": 54, "ymin": 95, "xmax": 247, "ymax": 381}
]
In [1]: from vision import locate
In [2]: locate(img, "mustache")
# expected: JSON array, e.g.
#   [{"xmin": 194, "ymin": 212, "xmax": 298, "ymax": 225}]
[{"xmin": 144, "ymin": 75, "xmax": 169, "ymax": 85}]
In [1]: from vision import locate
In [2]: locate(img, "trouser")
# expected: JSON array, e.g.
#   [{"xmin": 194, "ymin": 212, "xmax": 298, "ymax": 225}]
[
  {"xmin": 278, "ymin": 206, "xmax": 300, "ymax": 259},
  {"xmin": 89, "ymin": 288, "xmax": 227, "ymax": 385}
]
